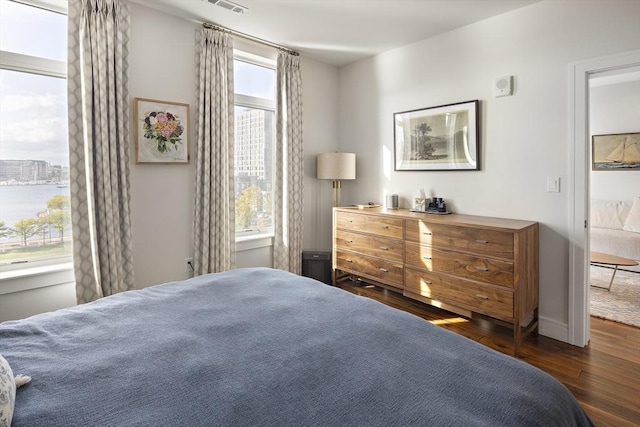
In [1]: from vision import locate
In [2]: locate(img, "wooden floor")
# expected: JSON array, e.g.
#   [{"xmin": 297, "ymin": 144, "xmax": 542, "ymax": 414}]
[{"xmin": 336, "ymin": 280, "xmax": 640, "ymax": 427}]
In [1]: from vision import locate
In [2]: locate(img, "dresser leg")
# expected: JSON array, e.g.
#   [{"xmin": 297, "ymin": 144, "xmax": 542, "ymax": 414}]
[
  {"xmin": 514, "ymin": 325, "xmax": 522, "ymax": 358},
  {"xmin": 514, "ymin": 310, "xmax": 539, "ymax": 357}
]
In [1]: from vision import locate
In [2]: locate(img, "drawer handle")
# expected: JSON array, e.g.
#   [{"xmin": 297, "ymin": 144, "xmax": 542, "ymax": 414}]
[
  {"xmin": 382, "ymin": 225, "xmax": 389, "ymax": 229},
  {"xmin": 423, "ymin": 280, "xmax": 432, "ymax": 285},
  {"xmin": 379, "ymin": 268, "xmax": 389, "ymax": 272},
  {"xmin": 423, "ymin": 256, "xmax": 432, "ymax": 260},
  {"xmin": 474, "ymin": 266, "xmax": 489, "ymax": 272},
  {"xmin": 379, "ymin": 246, "xmax": 389, "ymax": 250},
  {"xmin": 423, "ymin": 231, "xmax": 433, "ymax": 235},
  {"xmin": 476, "ymin": 240, "xmax": 488, "ymax": 244},
  {"xmin": 476, "ymin": 294, "xmax": 490, "ymax": 300},
  {"xmin": 345, "ymin": 259, "xmax": 353, "ymax": 263},
  {"xmin": 346, "ymin": 240, "xmax": 353, "ymax": 243}
]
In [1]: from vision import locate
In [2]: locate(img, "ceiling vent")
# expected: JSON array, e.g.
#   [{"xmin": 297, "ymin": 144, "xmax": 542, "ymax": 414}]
[{"xmin": 205, "ymin": 0, "xmax": 248, "ymax": 14}]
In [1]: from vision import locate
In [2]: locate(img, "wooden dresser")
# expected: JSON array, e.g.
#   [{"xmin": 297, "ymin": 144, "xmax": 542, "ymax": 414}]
[{"xmin": 332, "ymin": 207, "xmax": 539, "ymax": 356}]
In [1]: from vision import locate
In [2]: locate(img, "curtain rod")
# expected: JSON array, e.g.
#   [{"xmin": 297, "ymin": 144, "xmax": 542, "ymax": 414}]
[{"xmin": 203, "ymin": 22, "xmax": 299, "ymax": 57}]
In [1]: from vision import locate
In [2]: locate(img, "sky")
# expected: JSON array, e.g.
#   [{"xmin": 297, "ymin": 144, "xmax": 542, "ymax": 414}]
[
  {"xmin": 0, "ymin": 70, "xmax": 68, "ymax": 166},
  {"xmin": 0, "ymin": 0, "xmax": 275, "ymax": 167},
  {"xmin": 0, "ymin": 0, "xmax": 68, "ymax": 166},
  {"xmin": 234, "ymin": 60, "xmax": 275, "ymax": 100}
]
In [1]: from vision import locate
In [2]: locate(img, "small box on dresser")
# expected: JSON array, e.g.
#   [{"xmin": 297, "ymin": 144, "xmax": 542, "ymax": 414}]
[{"xmin": 332, "ymin": 207, "xmax": 539, "ymax": 357}]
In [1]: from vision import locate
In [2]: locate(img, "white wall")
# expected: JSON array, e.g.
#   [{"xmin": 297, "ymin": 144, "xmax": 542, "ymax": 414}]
[
  {"xmin": 128, "ymin": 4, "xmax": 339, "ymax": 288},
  {"xmin": 0, "ymin": 4, "xmax": 339, "ymax": 321},
  {"xmin": 589, "ymin": 80, "xmax": 640, "ymax": 201},
  {"xmin": 6, "ymin": 1, "xmax": 636, "ymax": 333},
  {"xmin": 301, "ymin": 58, "xmax": 340, "ymax": 252},
  {"xmin": 0, "ymin": 283, "xmax": 75, "ymax": 322},
  {"xmin": 336, "ymin": 0, "xmax": 640, "ymax": 341},
  {"xmin": 0, "ymin": 267, "xmax": 75, "ymax": 322},
  {"xmin": 128, "ymin": 4, "xmax": 197, "ymax": 288}
]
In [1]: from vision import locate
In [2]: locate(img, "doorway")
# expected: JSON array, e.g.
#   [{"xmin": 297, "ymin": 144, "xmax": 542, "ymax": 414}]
[
  {"xmin": 569, "ymin": 50, "xmax": 640, "ymax": 347},
  {"xmin": 588, "ymin": 68, "xmax": 640, "ymax": 326}
]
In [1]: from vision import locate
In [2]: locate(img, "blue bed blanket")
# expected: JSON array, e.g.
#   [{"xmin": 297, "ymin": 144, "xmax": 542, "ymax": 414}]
[{"xmin": 0, "ymin": 267, "xmax": 593, "ymax": 426}]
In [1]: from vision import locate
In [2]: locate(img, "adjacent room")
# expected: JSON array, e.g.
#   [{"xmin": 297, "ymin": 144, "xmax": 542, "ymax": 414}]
[
  {"xmin": 588, "ymin": 68, "xmax": 640, "ymax": 328},
  {"xmin": 0, "ymin": 0, "xmax": 638, "ymax": 425}
]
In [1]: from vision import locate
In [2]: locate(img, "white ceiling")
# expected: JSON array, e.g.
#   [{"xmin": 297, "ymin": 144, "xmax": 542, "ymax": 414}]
[{"xmin": 130, "ymin": 0, "xmax": 541, "ymax": 67}]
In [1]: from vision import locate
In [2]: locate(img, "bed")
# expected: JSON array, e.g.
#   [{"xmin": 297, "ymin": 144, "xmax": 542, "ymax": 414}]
[{"xmin": 0, "ymin": 267, "xmax": 593, "ymax": 426}]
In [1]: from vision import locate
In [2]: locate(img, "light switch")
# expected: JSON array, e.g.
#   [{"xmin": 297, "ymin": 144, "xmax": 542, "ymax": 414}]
[{"xmin": 547, "ymin": 177, "xmax": 560, "ymax": 193}]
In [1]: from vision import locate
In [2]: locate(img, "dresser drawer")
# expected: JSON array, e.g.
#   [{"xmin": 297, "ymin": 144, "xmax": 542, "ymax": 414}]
[
  {"xmin": 336, "ymin": 211, "xmax": 403, "ymax": 239},
  {"xmin": 405, "ymin": 220, "xmax": 514, "ymax": 259},
  {"xmin": 335, "ymin": 230, "xmax": 403, "ymax": 263},
  {"xmin": 404, "ymin": 267, "xmax": 514, "ymax": 321},
  {"xmin": 332, "ymin": 207, "xmax": 538, "ymax": 357},
  {"xmin": 405, "ymin": 242, "xmax": 514, "ymax": 288},
  {"xmin": 335, "ymin": 249, "xmax": 403, "ymax": 288}
]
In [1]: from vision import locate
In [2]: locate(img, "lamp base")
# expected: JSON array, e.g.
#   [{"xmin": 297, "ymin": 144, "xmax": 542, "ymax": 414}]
[{"xmin": 332, "ymin": 180, "xmax": 342, "ymax": 207}]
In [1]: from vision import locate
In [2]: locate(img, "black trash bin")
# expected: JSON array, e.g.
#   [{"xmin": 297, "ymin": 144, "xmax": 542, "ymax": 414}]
[{"xmin": 301, "ymin": 251, "xmax": 332, "ymax": 285}]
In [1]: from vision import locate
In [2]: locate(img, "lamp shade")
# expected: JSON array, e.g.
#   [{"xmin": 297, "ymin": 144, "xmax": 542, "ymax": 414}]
[{"xmin": 317, "ymin": 152, "xmax": 356, "ymax": 180}]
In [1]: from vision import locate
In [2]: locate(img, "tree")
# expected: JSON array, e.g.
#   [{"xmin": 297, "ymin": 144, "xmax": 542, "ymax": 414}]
[
  {"xmin": 264, "ymin": 192, "xmax": 272, "ymax": 216},
  {"xmin": 47, "ymin": 195, "xmax": 70, "ymax": 211},
  {"xmin": 35, "ymin": 219, "xmax": 48, "ymax": 244},
  {"xmin": 236, "ymin": 186, "xmax": 262, "ymax": 230},
  {"xmin": 47, "ymin": 210, "xmax": 70, "ymax": 243},
  {"xmin": 410, "ymin": 122, "xmax": 435, "ymax": 160},
  {"xmin": 45, "ymin": 195, "xmax": 71, "ymax": 243},
  {"xmin": 0, "ymin": 221, "xmax": 12, "ymax": 239},
  {"xmin": 13, "ymin": 218, "xmax": 39, "ymax": 247}
]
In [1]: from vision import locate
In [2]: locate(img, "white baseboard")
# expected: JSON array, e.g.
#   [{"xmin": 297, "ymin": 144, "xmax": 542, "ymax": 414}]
[{"xmin": 538, "ymin": 315, "xmax": 574, "ymax": 346}]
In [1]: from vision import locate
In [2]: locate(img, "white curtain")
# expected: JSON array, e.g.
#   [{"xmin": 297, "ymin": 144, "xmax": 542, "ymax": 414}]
[
  {"xmin": 273, "ymin": 52, "xmax": 304, "ymax": 274},
  {"xmin": 193, "ymin": 28, "xmax": 235, "ymax": 275},
  {"xmin": 67, "ymin": 0, "xmax": 134, "ymax": 303}
]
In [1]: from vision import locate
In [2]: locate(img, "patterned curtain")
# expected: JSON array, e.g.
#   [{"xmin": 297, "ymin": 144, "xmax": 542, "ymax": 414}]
[
  {"xmin": 67, "ymin": 0, "xmax": 134, "ymax": 303},
  {"xmin": 273, "ymin": 52, "xmax": 304, "ymax": 274},
  {"xmin": 193, "ymin": 28, "xmax": 235, "ymax": 275}
]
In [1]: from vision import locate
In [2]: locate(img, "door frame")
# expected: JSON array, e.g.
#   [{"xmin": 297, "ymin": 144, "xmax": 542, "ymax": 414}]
[{"xmin": 568, "ymin": 49, "xmax": 640, "ymax": 347}]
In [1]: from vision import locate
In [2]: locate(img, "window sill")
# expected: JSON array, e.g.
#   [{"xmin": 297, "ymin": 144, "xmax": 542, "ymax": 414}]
[
  {"xmin": 236, "ymin": 234, "xmax": 274, "ymax": 252},
  {"xmin": 0, "ymin": 234, "xmax": 275, "ymax": 295},
  {"xmin": 0, "ymin": 262, "xmax": 74, "ymax": 295}
]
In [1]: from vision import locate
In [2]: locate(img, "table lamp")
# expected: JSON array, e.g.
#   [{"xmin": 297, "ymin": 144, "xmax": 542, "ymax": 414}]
[{"xmin": 317, "ymin": 152, "xmax": 356, "ymax": 207}]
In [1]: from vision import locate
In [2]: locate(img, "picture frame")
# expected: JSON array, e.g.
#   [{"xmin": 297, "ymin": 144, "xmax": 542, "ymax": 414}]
[
  {"xmin": 134, "ymin": 98, "xmax": 190, "ymax": 164},
  {"xmin": 592, "ymin": 132, "xmax": 640, "ymax": 171},
  {"xmin": 394, "ymin": 100, "xmax": 479, "ymax": 171}
]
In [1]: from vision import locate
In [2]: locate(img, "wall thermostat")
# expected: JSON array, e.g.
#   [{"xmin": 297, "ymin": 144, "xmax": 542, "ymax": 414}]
[{"xmin": 494, "ymin": 75, "xmax": 513, "ymax": 97}]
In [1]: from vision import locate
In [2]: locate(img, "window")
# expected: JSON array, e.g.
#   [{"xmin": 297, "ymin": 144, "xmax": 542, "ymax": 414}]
[
  {"xmin": 0, "ymin": 0, "xmax": 71, "ymax": 269},
  {"xmin": 233, "ymin": 51, "xmax": 276, "ymax": 237}
]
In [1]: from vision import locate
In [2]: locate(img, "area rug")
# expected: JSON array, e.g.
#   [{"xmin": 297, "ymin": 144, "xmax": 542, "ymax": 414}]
[{"xmin": 590, "ymin": 265, "xmax": 640, "ymax": 328}]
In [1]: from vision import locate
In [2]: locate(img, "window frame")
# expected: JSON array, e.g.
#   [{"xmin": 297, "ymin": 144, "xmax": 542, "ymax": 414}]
[
  {"xmin": 233, "ymin": 50, "xmax": 277, "ymax": 240},
  {"xmin": 0, "ymin": 0, "xmax": 71, "ymax": 275},
  {"xmin": 11, "ymin": 0, "xmax": 68, "ymax": 15}
]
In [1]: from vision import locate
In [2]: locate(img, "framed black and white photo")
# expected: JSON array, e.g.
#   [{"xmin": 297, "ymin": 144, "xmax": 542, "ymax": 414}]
[{"xmin": 394, "ymin": 100, "xmax": 479, "ymax": 171}]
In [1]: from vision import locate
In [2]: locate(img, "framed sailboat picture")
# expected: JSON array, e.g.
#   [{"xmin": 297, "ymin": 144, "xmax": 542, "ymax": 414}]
[{"xmin": 592, "ymin": 132, "xmax": 640, "ymax": 170}]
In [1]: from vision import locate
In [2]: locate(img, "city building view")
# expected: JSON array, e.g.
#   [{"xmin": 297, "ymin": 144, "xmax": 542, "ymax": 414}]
[
  {"xmin": 234, "ymin": 108, "xmax": 274, "ymax": 234},
  {"xmin": 0, "ymin": 1, "xmax": 275, "ymax": 264},
  {"xmin": 0, "ymin": 159, "xmax": 69, "ymax": 184},
  {"xmin": 0, "ymin": 159, "xmax": 72, "ymax": 263},
  {"xmin": 0, "ymin": 105, "xmax": 273, "ymax": 263},
  {"xmin": 0, "ymin": 107, "xmax": 273, "ymax": 261}
]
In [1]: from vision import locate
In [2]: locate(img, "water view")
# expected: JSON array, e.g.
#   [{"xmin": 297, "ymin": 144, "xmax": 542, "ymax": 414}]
[
  {"xmin": 0, "ymin": 184, "xmax": 69, "ymax": 231},
  {"xmin": 0, "ymin": 184, "xmax": 72, "ymax": 264}
]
